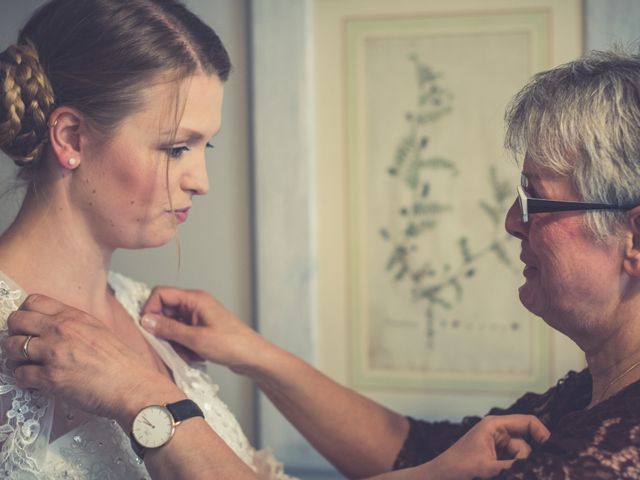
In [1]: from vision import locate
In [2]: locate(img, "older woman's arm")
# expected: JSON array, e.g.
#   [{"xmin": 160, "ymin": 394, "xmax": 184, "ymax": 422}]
[
  {"xmin": 142, "ymin": 286, "xmax": 411, "ymax": 478},
  {"xmin": 141, "ymin": 287, "xmax": 551, "ymax": 478}
]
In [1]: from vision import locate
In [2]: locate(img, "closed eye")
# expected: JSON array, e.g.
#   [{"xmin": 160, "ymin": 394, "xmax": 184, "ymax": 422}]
[
  {"xmin": 206, "ymin": 142, "xmax": 215, "ymax": 150},
  {"xmin": 162, "ymin": 146, "xmax": 190, "ymax": 159}
]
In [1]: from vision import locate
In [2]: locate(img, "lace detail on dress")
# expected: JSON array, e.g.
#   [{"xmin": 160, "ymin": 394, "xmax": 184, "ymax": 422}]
[
  {"xmin": 46, "ymin": 417, "xmax": 148, "ymax": 480},
  {"xmin": 0, "ymin": 280, "xmax": 54, "ymax": 479},
  {"xmin": 0, "ymin": 271, "xmax": 295, "ymax": 479}
]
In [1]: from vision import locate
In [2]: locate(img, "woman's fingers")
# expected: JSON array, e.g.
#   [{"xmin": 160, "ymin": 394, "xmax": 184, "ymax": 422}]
[
  {"xmin": 13, "ymin": 363, "xmax": 52, "ymax": 392},
  {"xmin": 6, "ymin": 310, "xmax": 52, "ymax": 336},
  {"xmin": 504, "ymin": 415, "xmax": 550, "ymax": 444},
  {"xmin": 2, "ymin": 334, "xmax": 44, "ymax": 363},
  {"xmin": 20, "ymin": 293, "xmax": 67, "ymax": 315},
  {"xmin": 490, "ymin": 415, "xmax": 550, "ymax": 445},
  {"xmin": 504, "ymin": 437, "xmax": 531, "ymax": 459},
  {"xmin": 143, "ymin": 286, "xmax": 189, "ymax": 315},
  {"xmin": 141, "ymin": 313, "xmax": 202, "ymax": 348}
]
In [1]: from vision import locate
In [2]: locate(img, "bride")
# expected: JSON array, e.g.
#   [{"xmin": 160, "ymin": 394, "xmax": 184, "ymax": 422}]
[{"xmin": 0, "ymin": 0, "xmax": 293, "ymax": 478}]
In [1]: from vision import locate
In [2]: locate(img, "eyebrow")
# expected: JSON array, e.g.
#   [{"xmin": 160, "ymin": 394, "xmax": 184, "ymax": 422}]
[{"xmin": 160, "ymin": 128, "xmax": 206, "ymax": 141}]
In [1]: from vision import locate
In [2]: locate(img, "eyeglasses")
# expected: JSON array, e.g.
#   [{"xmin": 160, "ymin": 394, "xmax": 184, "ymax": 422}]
[{"xmin": 516, "ymin": 174, "xmax": 635, "ymax": 223}]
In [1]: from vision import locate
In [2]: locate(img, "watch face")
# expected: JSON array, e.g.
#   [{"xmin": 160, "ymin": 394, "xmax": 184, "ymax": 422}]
[{"xmin": 132, "ymin": 405, "xmax": 174, "ymax": 449}]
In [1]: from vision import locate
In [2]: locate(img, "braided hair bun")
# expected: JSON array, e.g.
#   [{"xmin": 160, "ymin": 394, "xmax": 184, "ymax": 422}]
[{"xmin": 0, "ymin": 42, "xmax": 55, "ymax": 167}]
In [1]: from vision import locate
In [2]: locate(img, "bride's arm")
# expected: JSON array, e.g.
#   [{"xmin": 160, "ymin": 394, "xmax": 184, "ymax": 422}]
[{"xmin": 142, "ymin": 287, "xmax": 410, "ymax": 478}]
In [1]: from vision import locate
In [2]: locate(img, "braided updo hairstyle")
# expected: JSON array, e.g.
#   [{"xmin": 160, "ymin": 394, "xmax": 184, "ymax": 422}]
[
  {"xmin": 0, "ymin": 0, "xmax": 230, "ymax": 180},
  {"xmin": 0, "ymin": 42, "xmax": 54, "ymax": 166}
]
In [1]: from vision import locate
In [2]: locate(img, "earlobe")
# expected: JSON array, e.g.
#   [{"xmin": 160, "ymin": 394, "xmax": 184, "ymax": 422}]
[
  {"xmin": 48, "ymin": 107, "xmax": 83, "ymax": 170},
  {"xmin": 623, "ymin": 208, "xmax": 640, "ymax": 277}
]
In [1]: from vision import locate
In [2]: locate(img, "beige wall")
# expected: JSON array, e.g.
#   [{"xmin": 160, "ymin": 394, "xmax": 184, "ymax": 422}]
[{"xmin": 0, "ymin": 0, "xmax": 255, "ymax": 441}]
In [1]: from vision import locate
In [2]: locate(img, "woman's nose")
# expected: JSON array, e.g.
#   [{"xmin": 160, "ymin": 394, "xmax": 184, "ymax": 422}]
[
  {"xmin": 182, "ymin": 155, "xmax": 209, "ymax": 196},
  {"xmin": 505, "ymin": 197, "xmax": 527, "ymax": 240}
]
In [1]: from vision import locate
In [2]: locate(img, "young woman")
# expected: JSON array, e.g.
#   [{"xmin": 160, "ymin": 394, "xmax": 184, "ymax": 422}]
[{"xmin": 0, "ymin": 1, "xmax": 291, "ymax": 478}]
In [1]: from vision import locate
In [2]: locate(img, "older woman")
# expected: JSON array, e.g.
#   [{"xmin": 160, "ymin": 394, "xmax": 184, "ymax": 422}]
[{"xmin": 3, "ymin": 40, "xmax": 638, "ymax": 480}]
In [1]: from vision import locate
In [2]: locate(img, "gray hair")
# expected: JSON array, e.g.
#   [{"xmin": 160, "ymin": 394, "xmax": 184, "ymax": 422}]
[{"xmin": 505, "ymin": 49, "xmax": 640, "ymax": 240}]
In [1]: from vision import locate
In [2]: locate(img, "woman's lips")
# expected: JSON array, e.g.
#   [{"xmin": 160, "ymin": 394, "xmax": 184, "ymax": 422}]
[
  {"xmin": 520, "ymin": 253, "xmax": 537, "ymax": 277},
  {"xmin": 523, "ymin": 264, "xmax": 538, "ymax": 277},
  {"xmin": 172, "ymin": 208, "xmax": 190, "ymax": 223}
]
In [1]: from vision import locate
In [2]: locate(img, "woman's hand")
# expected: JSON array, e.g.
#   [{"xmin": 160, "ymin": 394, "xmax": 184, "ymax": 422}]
[
  {"xmin": 367, "ymin": 414, "xmax": 549, "ymax": 480},
  {"xmin": 417, "ymin": 414, "xmax": 550, "ymax": 480},
  {"xmin": 1, "ymin": 294, "xmax": 183, "ymax": 429},
  {"xmin": 141, "ymin": 286, "xmax": 271, "ymax": 374}
]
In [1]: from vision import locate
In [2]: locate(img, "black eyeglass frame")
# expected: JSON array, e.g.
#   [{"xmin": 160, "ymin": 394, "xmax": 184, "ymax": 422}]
[{"xmin": 516, "ymin": 175, "xmax": 636, "ymax": 223}]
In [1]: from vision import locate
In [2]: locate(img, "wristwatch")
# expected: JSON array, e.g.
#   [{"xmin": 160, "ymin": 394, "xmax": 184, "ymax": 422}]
[{"xmin": 130, "ymin": 399, "xmax": 204, "ymax": 459}]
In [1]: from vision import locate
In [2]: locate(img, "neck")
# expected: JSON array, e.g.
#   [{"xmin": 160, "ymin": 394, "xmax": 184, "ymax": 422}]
[
  {"xmin": 0, "ymin": 183, "xmax": 114, "ymax": 321},
  {"xmin": 582, "ymin": 301, "xmax": 640, "ymax": 407}
]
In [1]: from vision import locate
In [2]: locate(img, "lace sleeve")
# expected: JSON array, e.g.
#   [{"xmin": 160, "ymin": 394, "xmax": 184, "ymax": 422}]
[
  {"xmin": 392, "ymin": 415, "xmax": 481, "ymax": 468},
  {"xmin": 0, "ymin": 280, "xmax": 54, "ymax": 479}
]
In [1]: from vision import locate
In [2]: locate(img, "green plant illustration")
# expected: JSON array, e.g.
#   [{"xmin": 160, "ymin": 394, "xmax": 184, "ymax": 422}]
[{"xmin": 379, "ymin": 54, "xmax": 518, "ymax": 348}]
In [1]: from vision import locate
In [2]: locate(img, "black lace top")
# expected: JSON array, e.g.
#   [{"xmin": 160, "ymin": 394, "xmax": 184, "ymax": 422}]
[{"xmin": 393, "ymin": 369, "xmax": 640, "ymax": 479}]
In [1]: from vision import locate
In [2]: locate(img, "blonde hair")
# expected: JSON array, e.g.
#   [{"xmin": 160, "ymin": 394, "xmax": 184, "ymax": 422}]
[{"xmin": 0, "ymin": 42, "xmax": 54, "ymax": 166}]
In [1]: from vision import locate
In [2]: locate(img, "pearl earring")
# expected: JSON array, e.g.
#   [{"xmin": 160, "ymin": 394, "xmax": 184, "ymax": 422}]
[{"xmin": 68, "ymin": 158, "xmax": 78, "ymax": 168}]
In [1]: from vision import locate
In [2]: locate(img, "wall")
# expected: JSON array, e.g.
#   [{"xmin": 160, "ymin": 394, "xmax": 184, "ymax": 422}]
[{"xmin": 585, "ymin": 0, "xmax": 640, "ymax": 50}]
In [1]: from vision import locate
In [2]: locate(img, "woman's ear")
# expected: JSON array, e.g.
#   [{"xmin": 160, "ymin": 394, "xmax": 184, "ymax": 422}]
[
  {"xmin": 623, "ymin": 207, "xmax": 640, "ymax": 277},
  {"xmin": 48, "ymin": 107, "xmax": 83, "ymax": 170}
]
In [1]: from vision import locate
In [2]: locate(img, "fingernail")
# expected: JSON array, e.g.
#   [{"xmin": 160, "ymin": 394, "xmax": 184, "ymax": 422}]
[{"xmin": 141, "ymin": 315, "xmax": 157, "ymax": 331}]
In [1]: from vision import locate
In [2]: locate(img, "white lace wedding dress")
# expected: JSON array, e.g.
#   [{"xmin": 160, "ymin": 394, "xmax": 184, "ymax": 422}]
[{"xmin": 0, "ymin": 271, "xmax": 295, "ymax": 480}]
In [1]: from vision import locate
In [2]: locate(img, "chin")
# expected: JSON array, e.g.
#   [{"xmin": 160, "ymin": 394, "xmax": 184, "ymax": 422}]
[
  {"xmin": 518, "ymin": 284, "xmax": 544, "ymax": 317},
  {"xmin": 121, "ymin": 229, "xmax": 177, "ymax": 250}
]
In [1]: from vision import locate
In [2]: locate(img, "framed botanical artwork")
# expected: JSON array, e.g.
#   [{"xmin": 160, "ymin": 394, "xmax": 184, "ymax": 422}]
[
  {"xmin": 345, "ymin": 11, "xmax": 556, "ymax": 392},
  {"xmin": 252, "ymin": 0, "xmax": 584, "ymax": 476}
]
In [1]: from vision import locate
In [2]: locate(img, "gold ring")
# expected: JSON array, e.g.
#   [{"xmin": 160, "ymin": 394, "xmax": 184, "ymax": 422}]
[{"xmin": 21, "ymin": 335, "xmax": 33, "ymax": 361}]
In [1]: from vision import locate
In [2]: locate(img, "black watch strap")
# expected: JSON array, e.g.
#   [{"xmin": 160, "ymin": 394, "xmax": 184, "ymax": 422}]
[
  {"xmin": 130, "ymin": 399, "xmax": 204, "ymax": 460},
  {"xmin": 166, "ymin": 399, "xmax": 204, "ymax": 422},
  {"xmin": 130, "ymin": 433, "xmax": 146, "ymax": 460}
]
